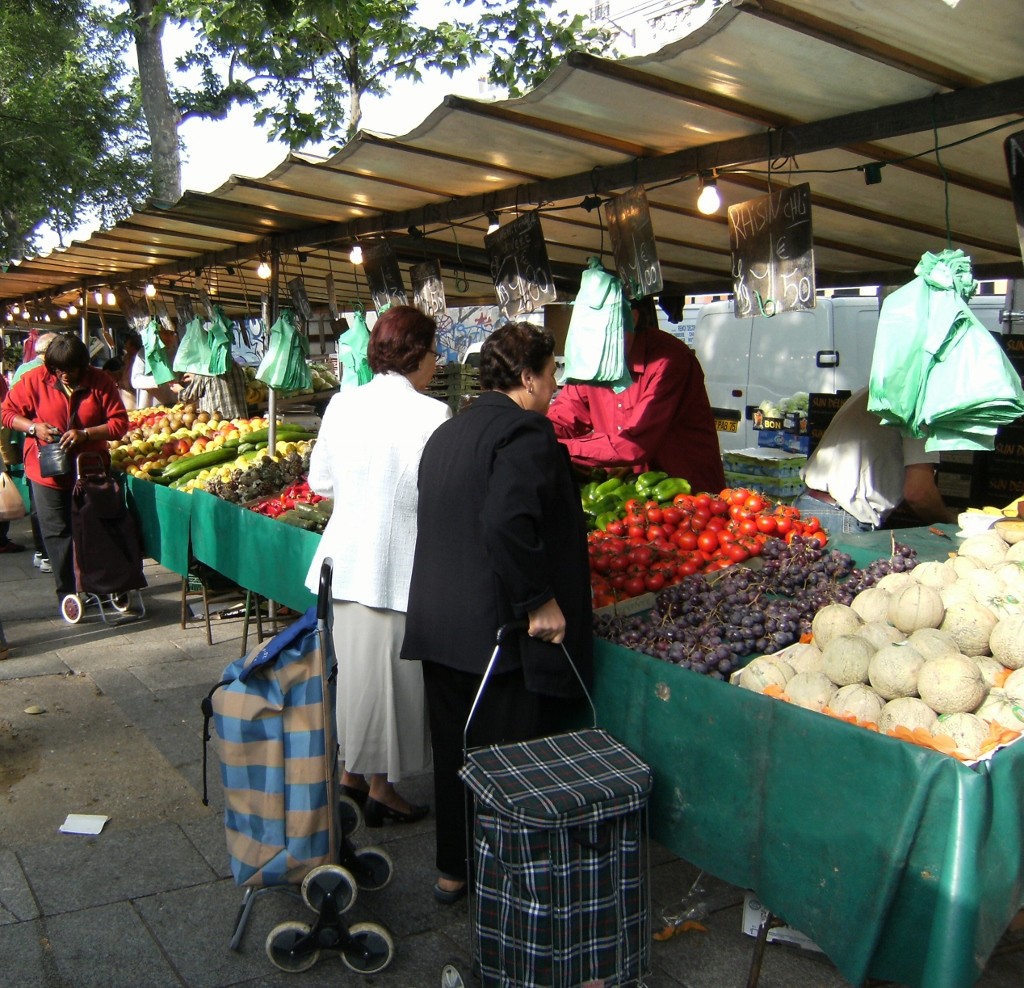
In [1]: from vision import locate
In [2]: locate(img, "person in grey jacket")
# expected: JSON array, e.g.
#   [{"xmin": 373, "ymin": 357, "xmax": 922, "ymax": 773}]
[{"xmin": 402, "ymin": 321, "xmax": 593, "ymax": 904}]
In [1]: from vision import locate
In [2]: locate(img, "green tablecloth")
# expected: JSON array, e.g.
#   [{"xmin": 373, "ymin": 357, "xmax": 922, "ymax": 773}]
[
  {"xmin": 189, "ymin": 490, "xmax": 317, "ymax": 613},
  {"xmin": 591, "ymin": 523, "xmax": 1024, "ymax": 988},
  {"xmin": 125, "ymin": 477, "xmax": 192, "ymax": 576}
]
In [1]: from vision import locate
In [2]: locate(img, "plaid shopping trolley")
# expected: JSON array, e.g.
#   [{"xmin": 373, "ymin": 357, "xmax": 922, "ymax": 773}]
[{"xmin": 453, "ymin": 624, "xmax": 653, "ymax": 988}]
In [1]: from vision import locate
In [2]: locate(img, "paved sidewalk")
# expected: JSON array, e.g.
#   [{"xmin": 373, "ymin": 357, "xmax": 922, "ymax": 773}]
[{"xmin": 1, "ymin": 511, "xmax": 1022, "ymax": 987}]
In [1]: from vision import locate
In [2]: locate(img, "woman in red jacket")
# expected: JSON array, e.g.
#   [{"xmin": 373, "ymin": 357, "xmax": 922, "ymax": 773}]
[{"xmin": 1, "ymin": 334, "xmax": 128, "ymax": 604}]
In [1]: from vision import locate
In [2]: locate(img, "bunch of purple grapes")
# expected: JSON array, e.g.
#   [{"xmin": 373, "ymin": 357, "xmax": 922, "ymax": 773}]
[{"xmin": 594, "ymin": 534, "xmax": 918, "ymax": 677}]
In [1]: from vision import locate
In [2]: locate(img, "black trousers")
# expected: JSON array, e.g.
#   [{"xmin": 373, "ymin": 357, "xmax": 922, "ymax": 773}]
[
  {"xmin": 422, "ymin": 660, "xmax": 564, "ymax": 882},
  {"xmin": 30, "ymin": 482, "xmax": 74, "ymax": 597}
]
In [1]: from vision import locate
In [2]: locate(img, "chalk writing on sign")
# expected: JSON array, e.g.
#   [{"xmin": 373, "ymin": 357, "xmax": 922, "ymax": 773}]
[
  {"xmin": 484, "ymin": 211, "xmax": 558, "ymax": 318},
  {"xmin": 728, "ymin": 183, "xmax": 815, "ymax": 318},
  {"xmin": 411, "ymin": 260, "xmax": 447, "ymax": 320},
  {"xmin": 604, "ymin": 186, "xmax": 663, "ymax": 300},
  {"xmin": 362, "ymin": 240, "xmax": 408, "ymax": 312}
]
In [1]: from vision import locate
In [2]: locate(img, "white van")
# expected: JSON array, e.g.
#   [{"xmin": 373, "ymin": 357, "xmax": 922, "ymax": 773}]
[{"xmin": 691, "ymin": 293, "xmax": 1008, "ymax": 452}]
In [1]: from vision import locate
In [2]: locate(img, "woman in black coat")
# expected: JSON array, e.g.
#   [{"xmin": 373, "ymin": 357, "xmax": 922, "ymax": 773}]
[{"xmin": 401, "ymin": 321, "xmax": 593, "ymax": 904}]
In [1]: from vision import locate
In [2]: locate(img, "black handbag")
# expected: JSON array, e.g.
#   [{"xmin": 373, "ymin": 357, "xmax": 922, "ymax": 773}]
[{"xmin": 38, "ymin": 440, "xmax": 71, "ymax": 478}]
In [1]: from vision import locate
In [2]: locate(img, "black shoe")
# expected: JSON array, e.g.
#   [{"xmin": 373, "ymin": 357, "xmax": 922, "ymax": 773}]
[
  {"xmin": 340, "ymin": 783, "xmax": 369, "ymax": 805},
  {"xmin": 433, "ymin": 881, "xmax": 467, "ymax": 905},
  {"xmin": 363, "ymin": 796, "xmax": 429, "ymax": 828}
]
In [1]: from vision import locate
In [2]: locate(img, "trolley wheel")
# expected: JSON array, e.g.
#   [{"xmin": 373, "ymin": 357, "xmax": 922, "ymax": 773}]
[
  {"xmin": 352, "ymin": 845, "xmax": 394, "ymax": 891},
  {"xmin": 265, "ymin": 920, "xmax": 319, "ymax": 973},
  {"xmin": 109, "ymin": 593, "xmax": 131, "ymax": 613},
  {"xmin": 338, "ymin": 793, "xmax": 363, "ymax": 840},
  {"xmin": 340, "ymin": 921, "xmax": 394, "ymax": 975},
  {"xmin": 440, "ymin": 959, "xmax": 469, "ymax": 987},
  {"xmin": 300, "ymin": 864, "xmax": 357, "ymax": 915},
  {"xmin": 60, "ymin": 595, "xmax": 83, "ymax": 624}
]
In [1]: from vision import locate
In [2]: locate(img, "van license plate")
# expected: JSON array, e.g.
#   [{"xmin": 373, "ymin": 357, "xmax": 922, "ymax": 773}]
[{"xmin": 715, "ymin": 419, "xmax": 738, "ymax": 433}]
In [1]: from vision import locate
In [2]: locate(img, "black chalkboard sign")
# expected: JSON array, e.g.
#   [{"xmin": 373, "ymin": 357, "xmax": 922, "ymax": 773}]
[
  {"xmin": 484, "ymin": 211, "xmax": 558, "ymax": 318},
  {"xmin": 1006, "ymin": 130, "xmax": 1024, "ymax": 267},
  {"xmin": 728, "ymin": 183, "xmax": 815, "ymax": 318},
  {"xmin": 287, "ymin": 276, "xmax": 313, "ymax": 322},
  {"xmin": 411, "ymin": 259, "xmax": 446, "ymax": 320},
  {"xmin": 604, "ymin": 185, "xmax": 663, "ymax": 300},
  {"xmin": 171, "ymin": 293, "xmax": 195, "ymax": 326},
  {"xmin": 362, "ymin": 240, "xmax": 408, "ymax": 312}
]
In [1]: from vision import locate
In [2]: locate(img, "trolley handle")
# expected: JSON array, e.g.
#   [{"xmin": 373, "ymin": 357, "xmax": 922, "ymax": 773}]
[
  {"xmin": 317, "ymin": 558, "xmax": 333, "ymax": 625},
  {"xmin": 463, "ymin": 620, "xmax": 597, "ymax": 755}
]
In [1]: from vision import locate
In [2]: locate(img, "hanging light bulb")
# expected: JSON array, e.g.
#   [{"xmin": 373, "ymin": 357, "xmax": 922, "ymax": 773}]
[
  {"xmin": 4, "ymin": 312, "xmax": 13, "ymax": 323},
  {"xmin": 486, "ymin": 211, "xmax": 500, "ymax": 234},
  {"xmin": 58, "ymin": 309, "xmax": 68, "ymax": 320},
  {"xmin": 94, "ymin": 290, "xmax": 103, "ymax": 306},
  {"xmin": 145, "ymin": 283, "xmax": 157, "ymax": 298},
  {"xmin": 256, "ymin": 258, "xmax": 272, "ymax": 279},
  {"xmin": 21, "ymin": 309, "xmax": 30, "ymax": 319},
  {"xmin": 105, "ymin": 291, "xmax": 117, "ymax": 306},
  {"xmin": 43, "ymin": 312, "xmax": 51, "ymax": 322},
  {"xmin": 696, "ymin": 177, "xmax": 721, "ymax": 215},
  {"xmin": 11, "ymin": 304, "xmax": 20, "ymax": 315},
  {"xmin": 68, "ymin": 304, "xmax": 78, "ymax": 316},
  {"xmin": 349, "ymin": 244, "xmax": 363, "ymax": 265}
]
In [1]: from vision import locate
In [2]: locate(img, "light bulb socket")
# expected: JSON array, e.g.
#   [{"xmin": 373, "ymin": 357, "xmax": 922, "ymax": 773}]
[{"xmin": 486, "ymin": 211, "xmax": 500, "ymax": 234}]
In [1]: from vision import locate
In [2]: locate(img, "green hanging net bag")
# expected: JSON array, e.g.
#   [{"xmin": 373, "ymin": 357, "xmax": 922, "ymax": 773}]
[
  {"xmin": 562, "ymin": 257, "xmax": 632, "ymax": 388},
  {"xmin": 172, "ymin": 316, "xmax": 212, "ymax": 375},
  {"xmin": 337, "ymin": 309, "xmax": 373, "ymax": 389},
  {"xmin": 207, "ymin": 307, "xmax": 233, "ymax": 376},
  {"xmin": 256, "ymin": 310, "xmax": 312, "ymax": 392},
  {"xmin": 141, "ymin": 317, "xmax": 177, "ymax": 386}
]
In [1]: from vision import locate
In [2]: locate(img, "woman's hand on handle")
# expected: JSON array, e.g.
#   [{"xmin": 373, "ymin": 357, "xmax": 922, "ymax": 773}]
[{"xmin": 527, "ymin": 598, "xmax": 566, "ymax": 645}]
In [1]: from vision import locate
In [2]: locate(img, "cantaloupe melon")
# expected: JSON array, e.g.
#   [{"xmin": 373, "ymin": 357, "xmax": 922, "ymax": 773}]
[
  {"xmin": 868, "ymin": 643, "xmax": 925, "ymax": 700},
  {"xmin": 975, "ymin": 689, "xmax": 1024, "ymax": 732},
  {"xmin": 785, "ymin": 672, "xmax": 836, "ymax": 712},
  {"xmin": 973, "ymin": 655, "xmax": 1006, "ymax": 688},
  {"xmin": 947, "ymin": 554, "xmax": 982, "ymax": 579},
  {"xmin": 773, "ymin": 642, "xmax": 823, "ymax": 675},
  {"xmin": 739, "ymin": 657, "xmax": 795, "ymax": 693},
  {"xmin": 912, "ymin": 560, "xmax": 957, "ymax": 589},
  {"xmin": 1004, "ymin": 668, "xmax": 1024, "ymax": 704},
  {"xmin": 857, "ymin": 621, "xmax": 907, "ymax": 650},
  {"xmin": 811, "ymin": 603, "xmax": 863, "ymax": 648},
  {"xmin": 916, "ymin": 654, "xmax": 987, "ymax": 714},
  {"xmin": 907, "ymin": 627, "xmax": 960, "ymax": 662},
  {"xmin": 850, "ymin": 587, "xmax": 893, "ymax": 624},
  {"xmin": 930, "ymin": 712, "xmax": 989, "ymax": 759},
  {"xmin": 989, "ymin": 614, "xmax": 1024, "ymax": 670},
  {"xmin": 958, "ymin": 534, "xmax": 1009, "ymax": 567},
  {"xmin": 821, "ymin": 634, "xmax": 875, "ymax": 686},
  {"xmin": 888, "ymin": 584, "xmax": 945, "ymax": 634},
  {"xmin": 1006, "ymin": 540, "xmax": 1024, "ymax": 562},
  {"xmin": 939, "ymin": 600, "xmax": 998, "ymax": 657},
  {"xmin": 878, "ymin": 696, "xmax": 938, "ymax": 734},
  {"xmin": 829, "ymin": 683, "xmax": 884, "ymax": 724},
  {"xmin": 876, "ymin": 572, "xmax": 915, "ymax": 595}
]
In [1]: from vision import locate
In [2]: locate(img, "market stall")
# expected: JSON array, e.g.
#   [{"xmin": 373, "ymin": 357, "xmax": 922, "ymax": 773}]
[{"xmin": 590, "ymin": 525, "xmax": 1024, "ymax": 988}]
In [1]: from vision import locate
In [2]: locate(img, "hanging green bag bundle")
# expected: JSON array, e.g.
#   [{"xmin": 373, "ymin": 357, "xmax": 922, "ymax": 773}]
[
  {"xmin": 562, "ymin": 257, "xmax": 632, "ymax": 388},
  {"xmin": 256, "ymin": 310, "xmax": 313, "ymax": 392},
  {"xmin": 337, "ymin": 308, "xmax": 372, "ymax": 389},
  {"xmin": 207, "ymin": 307, "xmax": 233, "ymax": 376},
  {"xmin": 868, "ymin": 250, "xmax": 1024, "ymax": 451},
  {"xmin": 141, "ymin": 317, "xmax": 177, "ymax": 385},
  {"xmin": 173, "ymin": 316, "xmax": 212, "ymax": 375}
]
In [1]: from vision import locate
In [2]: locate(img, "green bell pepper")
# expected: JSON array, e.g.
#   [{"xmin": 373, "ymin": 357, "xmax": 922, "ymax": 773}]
[
  {"xmin": 652, "ymin": 477, "xmax": 692, "ymax": 502},
  {"xmin": 635, "ymin": 470, "xmax": 669, "ymax": 497},
  {"xmin": 586, "ymin": 494, "xmax": 624, "ymax": 517},
  {"xmin": 581, "ymin": 481, "xmax": 600, "ymax": 505},
  {"xmin": 594, "ymin": 510, "xmax": 622, "ymax": 532},
  {"xmin": 595, "ymin": 476, "xmax": 624, "ymax": 496}
]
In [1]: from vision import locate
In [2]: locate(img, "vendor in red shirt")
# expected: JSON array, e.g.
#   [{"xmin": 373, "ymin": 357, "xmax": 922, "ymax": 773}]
[
  {"xmin": 1, "ymin": 334, "xmax": 129, "ymax": 604},
  {"xmin": 547, "ymin": 296, "xmax": 725, "ymax": 495}
]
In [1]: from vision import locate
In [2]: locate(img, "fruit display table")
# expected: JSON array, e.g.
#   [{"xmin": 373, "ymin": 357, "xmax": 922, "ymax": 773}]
[{"xmin": 590, "ymin": 524, "xmax": 1024, "ymax": 988}]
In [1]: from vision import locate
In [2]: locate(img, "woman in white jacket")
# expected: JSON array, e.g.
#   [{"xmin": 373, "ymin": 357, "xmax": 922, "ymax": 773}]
[{"xmin": 304, "ymin": 306, "xmax": 450, "ymax": 826}]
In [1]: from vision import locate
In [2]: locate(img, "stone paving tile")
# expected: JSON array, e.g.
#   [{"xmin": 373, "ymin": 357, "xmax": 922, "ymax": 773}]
[
  {"xmin": 0, "ymin": 848, "xmax": 39, "ymax": 925},
  {"xmin": 0, "ymin": 918, "xmax": 63, "ymax": 987}
]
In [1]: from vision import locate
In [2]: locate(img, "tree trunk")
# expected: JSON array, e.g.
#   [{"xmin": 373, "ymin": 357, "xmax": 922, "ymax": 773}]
[{"xmin": 131, "ymin": 0, "xmax": 181, "ymax": 202}]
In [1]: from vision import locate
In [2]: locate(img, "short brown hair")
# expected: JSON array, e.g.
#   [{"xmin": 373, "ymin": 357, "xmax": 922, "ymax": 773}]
[
  {"xmin": 43, "ymin": 334, "xmax": 90, "ymax": 373},
  {"xmin": 367, "ymin": 306, "xmax": 436, "ymax": 375},
  {"xmin": 479, "ymin": 322, "xmax": 555, "ymax": 392}
]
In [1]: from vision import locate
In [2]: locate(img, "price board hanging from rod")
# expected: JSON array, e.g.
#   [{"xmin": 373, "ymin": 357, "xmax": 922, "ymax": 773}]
[
  {"xmin": 411, "ymin": 259, "xmax": 446, "ymax": 321},
  {"xmin": 484, "ymin": 211, "xmax": 558, "ymax": 318},
  {"xmin": 363, "ymin": 240, "xmax": 408, "ymax": 312},
  {"xmin": 728, "ymin": 183, "xmax": 815, "ymax": 318},
  {"xmin": 604, "ymin": 186, "xmax": 663, "ymax": 300}
]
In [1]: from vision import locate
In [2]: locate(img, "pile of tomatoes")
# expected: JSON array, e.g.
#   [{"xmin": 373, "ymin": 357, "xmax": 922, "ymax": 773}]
[{"xmin": 588, "ymin": 488, "xmax": 827, "ymax": 608}]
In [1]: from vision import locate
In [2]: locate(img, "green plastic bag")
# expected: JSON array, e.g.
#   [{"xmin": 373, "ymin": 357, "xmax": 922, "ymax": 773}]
[
  {"xmin": 141, "ymin": 317, "xmax": 177, "ymax": 386},
  {"xmin": 172, "ymin": 316, "xmax": 212, "ymax": 375},
  {"xmin": 562, "ymin": 257, "xmax": 632, "ymax": 389},
  {"xmin": 207, "ymin": 307, "xmax": 232, "ymax": 376},
  {"xmin": 256, "ymin": 310, "xmax": 312, "ymax": 392},
  {"xmin": 868, "ymin": 250, "xmax": 1024, "ymax": 451},
  {"xmin": 337, "ymin": 309, "xmax": 372, "ymax": 389}
]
